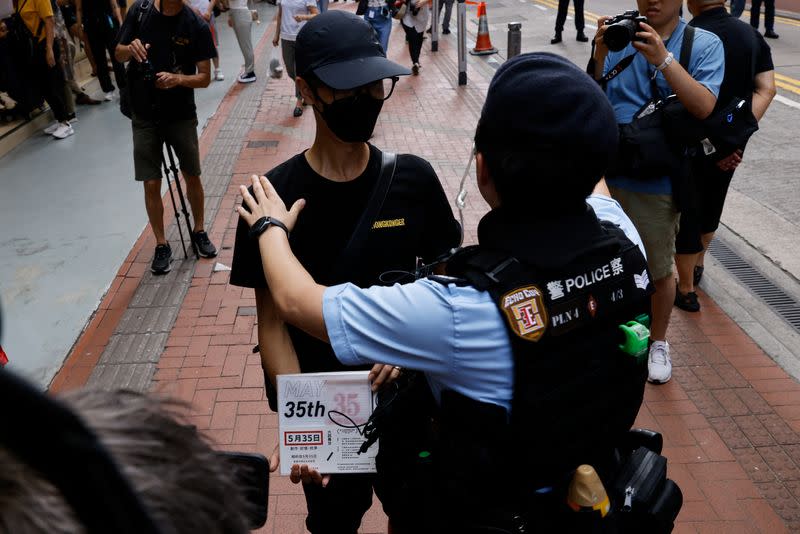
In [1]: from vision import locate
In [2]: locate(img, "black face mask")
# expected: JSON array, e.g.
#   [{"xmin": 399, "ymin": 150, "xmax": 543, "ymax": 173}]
[{"xmin": 315, "ymin": 93, "xmax": 384, "ymax": 143}]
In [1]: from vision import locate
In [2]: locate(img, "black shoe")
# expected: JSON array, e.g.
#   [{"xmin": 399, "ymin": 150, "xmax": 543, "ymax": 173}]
[
  {"xmin": 151, "ymin": 244, "xmax": 172, "ymax": 274},
  {"xmin": 550, "ymin": 32, "xmax": 562, "ymax": 44},
  {"xmin": 293, "ymin": 106, "xmax": 303, "ymax": 117},
  {"xmin": 442, "ymin": 28, "xmax": 451, "ymax": 34},
  {"xmin": 765, "ymin": 30, "xmax": 779, "ymax": 38},
  {"xmin": 192, "ymin": 231, "xmax": 217, "ymax": 258},
  {"xmin": 674, "ymin": 285, "xmax": 700, "ymax": 312},
  {"xmin": 76, "ymin": 92, "xmax": 102, "ymax": 105},
  {"xmin": 693, "ymin": 265, "xmax": 704, "ymax": 286},
  {"xmin": 576, "ymin": 31, "xmax": 588, "ymax": 42}
]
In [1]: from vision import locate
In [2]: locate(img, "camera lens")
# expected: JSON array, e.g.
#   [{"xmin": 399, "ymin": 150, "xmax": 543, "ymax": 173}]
[{"xmin": 603, "ymin": 19, "xmax": 637, "ymax": 52}]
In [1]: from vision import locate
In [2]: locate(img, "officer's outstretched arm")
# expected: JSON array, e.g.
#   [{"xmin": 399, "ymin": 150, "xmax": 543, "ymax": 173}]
[{"xmin": 237, "ymin": 176, "xmax": 330, "ymax": 343}]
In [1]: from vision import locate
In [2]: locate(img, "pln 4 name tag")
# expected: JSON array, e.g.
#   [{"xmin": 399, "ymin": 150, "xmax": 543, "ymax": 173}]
[{"xmin": 277, "ymin": 371, "xmax": 377, "ymax": 476}]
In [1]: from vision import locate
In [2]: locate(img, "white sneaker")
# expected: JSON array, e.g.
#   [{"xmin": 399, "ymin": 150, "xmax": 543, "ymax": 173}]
[
  {"xmin": 51, "ymin": 123, "xmax": 75, "ymax": 139},
  {"xmin": 44, "ymin": 121, "xmax": 60, "ymax": 134},
  {"xmin": 104, "ymin": 91, "xmax": 114, "ymax": 101},
  {"xmin": 647, "ymin": 341, "xmax": 672, "ymax": 384},
  {"xmin": 214, "ymin": 69, "xmax": 224, "ymax": 81}
]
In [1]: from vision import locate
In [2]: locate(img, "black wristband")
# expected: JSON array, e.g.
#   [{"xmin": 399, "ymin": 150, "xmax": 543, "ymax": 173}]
[{"xmin": 248, "ymin": 216, "xmax": 290, "ymax": 240}]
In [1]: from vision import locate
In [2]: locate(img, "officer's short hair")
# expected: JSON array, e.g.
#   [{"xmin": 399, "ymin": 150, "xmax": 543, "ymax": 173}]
[{"xmin": 474, "ymin": 53, "xmax": 618, "ymax": 213}]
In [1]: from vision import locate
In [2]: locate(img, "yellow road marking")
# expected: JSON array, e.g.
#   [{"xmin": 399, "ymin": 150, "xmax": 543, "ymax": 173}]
[
  {"xmin": 776, "ymin": 80, "xmax": 800, "ymax": 95},
  {"xmin": 775, "ymin": 73, "xmax": 800, "ymax": 87}
]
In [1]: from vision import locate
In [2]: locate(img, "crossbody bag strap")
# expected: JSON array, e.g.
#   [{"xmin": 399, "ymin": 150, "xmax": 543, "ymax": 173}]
[
  {"xmin": 330, "ymin": 151, "xmax": 398, "ymax": 281},
  {"xmin": 648, "ymin": 25, "xmax": 695, "ymax": 101}
]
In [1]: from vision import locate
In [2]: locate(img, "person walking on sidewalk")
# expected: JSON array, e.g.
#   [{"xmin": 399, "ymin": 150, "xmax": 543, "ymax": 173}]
[
  {"xmin": 227, "ymin": 0, "xmax": 256, "ymax": 83},
  {"xmin": 230, "ymin": 10, "xmax": 460, "ymax": 533},
  {"xmin": 592, "ymin": 0, "xmax": 725, "ymax": 384},
  {"xmin": 438, "ymin": 0, "xmax": 453, "ymax": 34},
  {"xmin": 115, "ymin": 0, "xmax": 219, "ymax": 274},
  {"xmin": 15, "ymin": 0, "xmax": 75, "ymax": 138},
  {"xmin": 75, "ymin": 0, "xmax": 126, "ymax": 101},
  {"xmin": 673, "ymin": 0, "xmax": 776, "ymax": 311},
  {"xmin": 188, "ymin": 0, "xmax": 225, "ymax": 79},
  {"xmin": 272, "ymin": 0, "xmax": 317, "ymax": 116},
  {"xmin": 363, "ymin": 0, "xmax": 391, "ymax": 52},
  {"xmin": 401, "ymin": 0, "xmax": 429, "ymax": 74},
  {"xmin": 235, "ymin": 52, "xmax": 653, "ymax": 533},
  {"xmin": 551, "ymin": 0, "xmax": 588, "ymax": 43},
  {"xmin": 750, "ymin": 0, "xmax": 778, "ymax": 38}
]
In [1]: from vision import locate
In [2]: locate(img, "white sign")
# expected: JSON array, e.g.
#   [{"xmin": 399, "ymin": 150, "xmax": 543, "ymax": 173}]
[{"xmin": 277, "ymin": 371, "xmax": 377, "ymax": 476}]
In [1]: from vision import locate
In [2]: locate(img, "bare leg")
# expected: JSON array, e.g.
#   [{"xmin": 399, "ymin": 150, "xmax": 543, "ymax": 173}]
[
  {"xmin": 144, "ymin": 179, "xmax": 167, "ymax": 244},
  {"xmin": 183, "ymin": 173, "xmax": 205, "ymax": 232},
  {"xmin": 697, "ymin": 232, "xmax": 715, "ymax": 267},
  {"xmin": 650, "ymin": 274, "xmax": 675, "ymax": 342},
  {"xmin": 675, "ymin": 253, "xmax": 698, "ymax": 294}
]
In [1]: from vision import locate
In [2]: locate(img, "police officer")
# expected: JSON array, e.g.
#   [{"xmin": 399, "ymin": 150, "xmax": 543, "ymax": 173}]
[{"xmin": 237, "ymin": 53, "xmax": 655, "ymax": 531}]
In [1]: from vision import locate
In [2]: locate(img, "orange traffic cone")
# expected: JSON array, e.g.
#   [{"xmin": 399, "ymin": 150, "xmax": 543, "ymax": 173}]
[{"xmin": 470, "ymin": 2, "xmax": 498, "ymax": 56}]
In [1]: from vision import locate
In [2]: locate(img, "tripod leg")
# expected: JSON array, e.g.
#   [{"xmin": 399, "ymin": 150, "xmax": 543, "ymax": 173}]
[
  {"xmin": 165, "ymin": 143, "xmax": 200, "ymax": 260},
  {"xmin": 163, "ymin": 156, "xmax": 189, "ymax": 258}
]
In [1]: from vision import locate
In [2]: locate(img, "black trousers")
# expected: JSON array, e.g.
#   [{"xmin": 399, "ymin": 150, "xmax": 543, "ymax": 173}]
[
  {"xmin": 555, "ymin": 0, "xmax": 584, "ymax": 32},
  {"xmin": 34, "ymin": 40, "xmax": 69, "ymax": 122},
  {"xmin": 85, "ymin": 17, "xmax": 126, "ymax": 93},
  {"xmin": 438, "ymin": 0, "xmax": 454, "ymax": 31},
  {"xmin": 402, "ymin": 22, "xmax": 424, "ymax": 64},
  {"xmin": 750, "ymin": 0, "xmax": 775, "ymax": 31}
]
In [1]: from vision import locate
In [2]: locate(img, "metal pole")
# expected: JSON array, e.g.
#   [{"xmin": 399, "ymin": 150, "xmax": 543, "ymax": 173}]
[
  {"xmin": 507, "ymin": 22, "xmax": 521, "ymax": 59},
  {"xmin": 457, "ymin": 0, "xmax": 466, "ymax": 85},
  {"xmin": 431, "ymin": 0, "xmax": 439, "ymax": 52}
]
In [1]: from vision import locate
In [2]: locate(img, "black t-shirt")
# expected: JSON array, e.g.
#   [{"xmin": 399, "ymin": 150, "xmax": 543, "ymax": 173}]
[
  {"xmin": 230, "ymin": 145, "xmax": 462, "ymax": 373},
  {"xmin": 690, "ymin": 7, "xmax": 773, "ymax": 110},
  {"xmin": 117, "ymin": 0, "xmax": 216, "ymax": 120}
]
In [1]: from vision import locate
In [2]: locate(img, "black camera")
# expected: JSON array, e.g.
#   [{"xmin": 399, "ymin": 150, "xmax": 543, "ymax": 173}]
[{"xmin": 603, "ymin": 10, "xmax": 647, "ymax": 52}]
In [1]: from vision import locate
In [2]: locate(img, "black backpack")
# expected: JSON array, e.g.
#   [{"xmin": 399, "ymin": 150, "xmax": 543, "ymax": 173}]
[
  {"xmin": 8, "ymin": 0, "xmax": 41, "ymax": 63},
  {"xmin": 118, "ymin": 0, "xmax": 153, "ymax": 119}
]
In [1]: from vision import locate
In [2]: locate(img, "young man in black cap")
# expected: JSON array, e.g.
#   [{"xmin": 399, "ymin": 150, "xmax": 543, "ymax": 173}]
[
  {"xmin": 236, "ymin": 52, "xmax": 655, "ymax": 532},
  {"xmin": 229, "ymin": 10, "xmax": 461, "ymax": 533}
]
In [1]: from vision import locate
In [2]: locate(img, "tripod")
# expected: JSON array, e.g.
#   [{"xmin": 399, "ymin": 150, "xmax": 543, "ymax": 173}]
[{"xmin": 161, "ymin": 142, "xmax": 200, "ymax": 260}]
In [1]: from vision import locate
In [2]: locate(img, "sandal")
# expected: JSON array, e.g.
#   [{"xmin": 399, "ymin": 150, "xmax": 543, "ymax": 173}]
[
  {"xmin": 693, "ymin": 266, "xmax": 704, "ymax": 286},
  {"xmin": 674, "ymin": 284, "xmax": 700, "ymax": 312}
]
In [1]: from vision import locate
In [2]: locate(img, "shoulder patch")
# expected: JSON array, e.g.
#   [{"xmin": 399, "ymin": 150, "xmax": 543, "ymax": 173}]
[{"xmin": 500, "ymin": 285, "xmax": 548, "ymax": 342}]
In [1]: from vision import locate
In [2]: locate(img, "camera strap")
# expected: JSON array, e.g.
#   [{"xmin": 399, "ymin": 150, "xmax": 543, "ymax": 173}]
[
  {"xmin": 598, "ymin": 50, "xmax": 638, "ymax": 87},
  {"xmin": 330, "ymin": 151, "xmax": 398, "ymax": 280}
]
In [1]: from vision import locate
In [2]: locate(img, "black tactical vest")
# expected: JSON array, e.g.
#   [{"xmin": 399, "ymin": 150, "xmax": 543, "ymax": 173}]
[{"xmin": 432, "ymin": 220, "xmax": 653, "ymax": 532}]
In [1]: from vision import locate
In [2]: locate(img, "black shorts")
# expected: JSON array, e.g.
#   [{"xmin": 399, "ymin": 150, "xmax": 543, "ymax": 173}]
[{"xmin": 675, "ymin": 157, "xmax": 735, "ymax": 254}]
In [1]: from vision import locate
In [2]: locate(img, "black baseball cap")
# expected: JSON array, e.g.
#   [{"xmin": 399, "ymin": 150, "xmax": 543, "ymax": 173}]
[{"xmin": 295, "ymin": 10, "xmax": 411, "ymax": 90}]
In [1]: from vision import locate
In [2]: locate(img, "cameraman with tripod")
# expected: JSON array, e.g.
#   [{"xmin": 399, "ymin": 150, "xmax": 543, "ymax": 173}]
[{"xmin": 115, "ymin": 0, "xmax": 218, "ymax": 274}]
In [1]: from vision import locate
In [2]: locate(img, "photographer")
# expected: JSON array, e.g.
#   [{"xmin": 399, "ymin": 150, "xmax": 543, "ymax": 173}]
[
  {"xmin": 237, "ymin": 52, "xmax": 656, "ymax": 533},
  {"xmin": 115, "ymin": 0, "xmax": 219, "ymax": 275},
  {"xmin": 592, "ymin": 0, "xmax": 724, "ymax": 384}
]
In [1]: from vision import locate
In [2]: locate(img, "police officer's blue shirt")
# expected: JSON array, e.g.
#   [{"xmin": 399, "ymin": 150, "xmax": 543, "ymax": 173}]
[
  {"xmin": 322, "ymin": 195, "xmax": 645, "ymax": 413},
  {"xmin": 603, "ymin": 18, "xmax": 725, "ymax": 195}
]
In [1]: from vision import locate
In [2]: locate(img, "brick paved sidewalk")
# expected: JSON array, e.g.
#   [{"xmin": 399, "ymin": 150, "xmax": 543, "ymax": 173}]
[{"xmin": 49, "ymin": 5, "xmax": 800, "ymax": 533}]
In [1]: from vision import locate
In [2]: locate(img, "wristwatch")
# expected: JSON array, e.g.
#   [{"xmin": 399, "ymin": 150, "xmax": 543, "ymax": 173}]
[
  {"xmin": 655, "ymin": 52, "xmax": 674, "ymax": 72},
  {"xmin": 249, "ymin": 216, "xmax": 290, "ymax": 240}
]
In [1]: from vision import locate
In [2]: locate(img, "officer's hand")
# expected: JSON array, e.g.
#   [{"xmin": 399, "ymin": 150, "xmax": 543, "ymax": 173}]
[
  {"xmin": 369, "ymin": 363, "xmax": 402, "ymax": 392},
  {"xmin": 593, "ymin": 16, "xmax": 612, "ymax": 62},
  {"xmin": 237, "ymin": 175, "xmax": 306, "ymax": 232},
  {"xmin": 633, "ymin": 22, "xmax": 669, "ymax": 67},
  {"xmin": 290, "ymin": 464, "xmax": 331, "ymax": 487}
]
